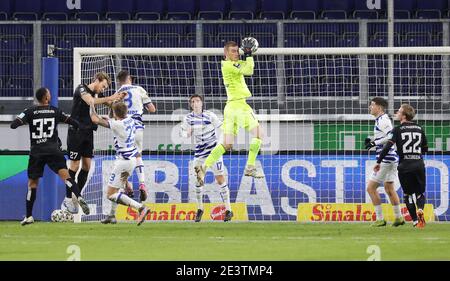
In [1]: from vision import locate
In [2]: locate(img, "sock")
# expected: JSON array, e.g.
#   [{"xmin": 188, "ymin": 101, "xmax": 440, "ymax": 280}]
[
  {"xmin": 65, "ymin": 178, "xmax": 81, "ymax": 198},
  {"xmin": 67, "ymin": 169, "xmax": 77, "ymax": 198},
  {"xmin": 77, "ymin": 169, "xmax": 89, "ymax": 193},
  {"xmin": 108, "ymin": 192, "xmax": 142, "ymax": 210},
  {"xmin": 374, "ymin": 204, "xmax": 383, "ymax": 220},
  {"xmin": 204, "ymin": 144, "xmax": 226, "ymax": 169},
  {"xmin": 195, "ymin": 185, "xmax": 204, "ymax": 210},
  {"xmin": 220, "ymin": 184, "xmax": 231, "ymax": 211},
  {"xmin": 26, "ymin": 187, "xmax": 37, "ymax": 218},
  {"xmin": 392, "ymin": 204, "xmax": 402, "ymax": 219},
  {"xmin": 416, "ymin": 193, "xmax": 426, "ymax": 211},
  {"xmin": 135, "ymin": 157, "xmax": 145, "ymax": 185},
  {"xmin": 109, "ymin": 201, "xmax": 118, "ymax": 216},
  {"xmin": 247, "ymin": 138, "xmax": 262, "ymax": 166},
  {"xmin": 404, "ymin": 194, "xmax": 418, "ymax": 221}
]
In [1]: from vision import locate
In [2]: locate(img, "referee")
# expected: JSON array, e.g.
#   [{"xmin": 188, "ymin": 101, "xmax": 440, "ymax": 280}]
[
  {"xmin": 67, "ymin": 72, "xmax": 125, "ymax": 197},
  {"xmin": 374, "ymin": 104, "xmax": 429, "ymax": 228}
]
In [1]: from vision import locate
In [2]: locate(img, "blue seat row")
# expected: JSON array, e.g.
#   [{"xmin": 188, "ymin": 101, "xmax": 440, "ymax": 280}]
[{"xmin": 1, "ymin": 0, "xmax": 449, "ymax": 21}]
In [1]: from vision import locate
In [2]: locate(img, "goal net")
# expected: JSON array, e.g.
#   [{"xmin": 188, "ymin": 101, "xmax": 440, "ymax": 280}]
[{"xmin": 74, "ymin": 47, "xmax": 450, "ymax": 222}]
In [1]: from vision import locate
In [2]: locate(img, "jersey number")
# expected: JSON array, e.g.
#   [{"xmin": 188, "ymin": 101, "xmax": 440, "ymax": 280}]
[
  {"xmin": 124, "ymin": 91, "xmax": 133, "ymax": 108},
  {"xmin": 401, "ymin": 132, "xmax": 422, "ymax": 153},
  {"xmin": 32, "ymin": 118, "xmax": 55, "ymax": 139}
]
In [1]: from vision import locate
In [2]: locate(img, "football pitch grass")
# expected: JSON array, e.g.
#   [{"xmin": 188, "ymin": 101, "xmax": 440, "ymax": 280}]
[{"xmin": 1, "ymin": 221, "xmax": 449, "ymax": 261}]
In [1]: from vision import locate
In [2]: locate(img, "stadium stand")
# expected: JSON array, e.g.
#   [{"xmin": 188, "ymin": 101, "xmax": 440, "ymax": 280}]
[{"xmin": 0, "ymin": 0, "xmax": 448, "ymax": 98}]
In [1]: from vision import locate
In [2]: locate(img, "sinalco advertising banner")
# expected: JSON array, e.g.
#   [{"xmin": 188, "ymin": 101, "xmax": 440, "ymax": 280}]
[{"xmin": 1, "ymin": 154, "xmax": 449, "ymax": 221}]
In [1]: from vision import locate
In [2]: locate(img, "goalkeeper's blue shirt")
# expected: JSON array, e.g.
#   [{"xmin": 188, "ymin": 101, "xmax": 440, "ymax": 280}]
[{"xmin": 221, "ymin": 57, "xmax": 254, "ymax": 102}]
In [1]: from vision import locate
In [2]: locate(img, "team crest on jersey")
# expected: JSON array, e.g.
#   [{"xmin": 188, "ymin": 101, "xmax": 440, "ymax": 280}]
[{"xmin": 233, "ymin": 63, "xmax": 241, "ymax": 68}]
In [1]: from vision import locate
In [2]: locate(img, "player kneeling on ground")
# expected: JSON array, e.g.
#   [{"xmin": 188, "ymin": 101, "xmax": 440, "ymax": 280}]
[
  {"xmin": 180, "ymin": 94, "xmax": 232, "ymax": 222},
  {"xmin": 89, "ymin": 101, "xmax": 150, "ymax": 226},
  {"xmin": 10, "ymin": 88, "xmax": 90, "ymax": 225}
]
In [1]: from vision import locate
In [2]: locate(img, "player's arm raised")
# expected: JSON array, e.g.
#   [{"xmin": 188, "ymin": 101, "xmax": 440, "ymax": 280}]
[
  {"xmin": 10, "ymin": 110, "xmax": 29, "ymax": 129},
  {"xmin": 82, "ymin": 90, "xmax": 126, "ymax": 106},
  {"xmin": 89, "ymin": 101, "xmax": 110, "ymax": 128}
]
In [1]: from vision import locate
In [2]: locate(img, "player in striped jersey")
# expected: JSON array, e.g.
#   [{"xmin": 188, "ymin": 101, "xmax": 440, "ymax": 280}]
[
  {"xmin": 90, "ymin": 101, "xmax": 150, "ymax": 226},
  {"xmin": 365, "ymin": 97, "xmax": 404, "ymax": 227},
  {"xmin": 116, "ymin": 70, "xmax": 156, "ymax": 202},
  {"xmin": 180, "ymin": 94, "xmax": 233, "ymax": 222}
]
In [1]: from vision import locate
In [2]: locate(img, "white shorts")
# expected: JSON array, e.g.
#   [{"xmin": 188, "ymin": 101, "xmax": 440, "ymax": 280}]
[
  {"xmin": 108, "ymin": 158, "xmax": 137, "ymax": 189},
  {"xmin": 370, "ymin": 162, "xmax": 398, "ymax": 184},
  {"xmin": 193, "ymin": 156, "xmax": 225, "ymax": 177},
  {"xmin": 135, "ymin": 129, "xmax": 143, "ymax": 153}
]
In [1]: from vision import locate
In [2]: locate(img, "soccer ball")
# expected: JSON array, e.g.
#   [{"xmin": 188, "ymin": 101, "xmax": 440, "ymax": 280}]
[
  {"xmin": 51, "ymin": 209, "xmax": 65, "ymax": 222},
  {"xmin": 63, "ymin": 210, "xmax": 74, "ymax": 222},
  {"xmin": 51, "ymin": 209, "xmax": 74, "ymax": 222},
  {"xmin": 241, "ymin": 37, "xmax": 259, "ymax": 53}
]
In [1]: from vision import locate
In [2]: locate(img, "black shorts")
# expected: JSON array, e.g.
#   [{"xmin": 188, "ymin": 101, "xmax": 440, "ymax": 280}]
[
  {"xmin": 398, "ymin": 167, "xmax": 426, "ymax": 195},
  {"xmin": 28, "ymin": 151, "xmax": 67, "ymax": 179},
  {"xmin": 67, "ymin": 128, "xmax": 94, "ymax": 160}
]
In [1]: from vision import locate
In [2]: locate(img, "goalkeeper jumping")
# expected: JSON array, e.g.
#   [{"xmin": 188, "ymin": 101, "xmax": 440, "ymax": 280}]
[{"xmin": 195, "ymin": 38, "xmax": 264, "ymax": 187}]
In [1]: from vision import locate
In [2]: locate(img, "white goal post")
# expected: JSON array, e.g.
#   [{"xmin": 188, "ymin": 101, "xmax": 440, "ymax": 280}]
[{"xmin": 73, "ymin": 46, "xmax": 450, "ymax": 222}]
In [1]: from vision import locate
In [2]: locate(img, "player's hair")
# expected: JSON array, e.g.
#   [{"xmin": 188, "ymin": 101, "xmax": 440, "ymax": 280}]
[
  {"xmin": 401, "ymin": 104, "xmax": 416, "ymax": 121},
  {"xmin": 371, "ymin": 97, "xmax": 388, "ymax": 111},
  {"xmin": 224, "ymin": 41, "xmax": 238, "ymax": 50},
  {"xmin": 94, "ymin": 71, "xmax": 112, "ymax": 86},
  {"xmin": 112, "ymin": 102, "xmax": 128, "ymax": 119},
  {"xmin": 35, "ymin": 87, "xmax": 48, "ymax": 102},
  {"xmin": 117, "ymin": 70, "xmax": 131, "ymax": 84},
  {"xmin": 189, "ymin": 94, "xmax": 203, "ymax": 103}
]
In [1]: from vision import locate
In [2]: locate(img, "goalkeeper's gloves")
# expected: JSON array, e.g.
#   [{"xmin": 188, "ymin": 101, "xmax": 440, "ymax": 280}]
[
  {"xmin": 364, "ymin": 137, "xmax": 376, "ymax": 150},
  {"xmin": 240, "ymin": 37, "xmax": 255, "ymax": 59}
]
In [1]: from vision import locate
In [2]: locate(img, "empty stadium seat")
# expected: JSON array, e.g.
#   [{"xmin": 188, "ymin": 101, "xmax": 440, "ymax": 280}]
[
  {"xmin": 394, "ymin": 0, "xmax": 416, "ymax": 18},
  {"xmin": 400, "ymin": 32, "xmax": 432, "ymax": 46},
  {"xmin": 123, "ymin": 33, "xmax": 150, "ymax": 47},
  {"xmin": 259, "ymin": 0, "xmax": 289, "ymax": 19},
  {"xmin": 320, "ymin": 0, "xmax": 352, "ymax": 19},
  {"xmin": 198, "ymin": 0, "xmax": 226, "ymax": 20},
  {"xmin": 166, "ymin": 0, "xmax": 196, "ymax": 20},
  {"xmin": 229, "ymin": 0, "xmax": 258, "ymax": 20},
  {"xmin": 416, "ymin": 0, "xmax": 446, "ymax": 18},
  {"xmin": 93, "ymin": 34, "xmax": 116, "ymax": 47},
  {"xmin": 106, "ymin": 0, "xmax": 132, "ymax": 20},
  {"xmin": 320, "ymin": 10, "xmax": 348, "ymax": 19},
  {"xmin": 352, "ymin": 10, "xmax": 379, "ymax": 19},
  {"xmin": 284, "ymin": 32, "xmax": 306, "ymax": 47},
  {"xmin": 12, "ymin": 0, "xmax": 41, "ymax": 20},
  {"xmin": 42, "ymin": 0, "xmax": 71, "ymax": 21},
  {"xmin": 336, "ymin": 32, "xmax": 359, "ymax": 47},
  {"xmin": 135, "ymin": 0, "xmax": 164, "ymax": 20},
  {"xmin": 0, "ymin": 0, "xmax": 11, "ymax": 20},
  {"xmin": 249, "ymin": 32, "xmax": 276, "ymax": 47},
  {"xmin": 290, "ymin": 2, "xmax": 320, "ymax": 19},
  {"xmin": 74, "ymin": 1, "xmax": 105, "ymax": 20},
  {"xmin": 307, "ymin": 32, "xmax": 337, "ymax": 47}
]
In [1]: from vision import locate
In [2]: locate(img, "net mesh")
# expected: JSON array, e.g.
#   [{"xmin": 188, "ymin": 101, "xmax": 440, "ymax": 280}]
[{"xmin": 77, "ymin": 49, "xmax": 450, "ymax": 222}]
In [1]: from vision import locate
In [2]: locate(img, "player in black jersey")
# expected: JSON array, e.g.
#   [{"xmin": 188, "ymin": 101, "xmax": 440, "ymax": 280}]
[
  {"xmin": 374, "ymin": 104, "xmax": 429, "ymax": 228},
  {"xmin": 67, "ymin": 72, "xmax": 125, "ymax": 201},
  {"xmin": 10, "ymin": 88, "xmax": 91, "ymax": 225}
]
